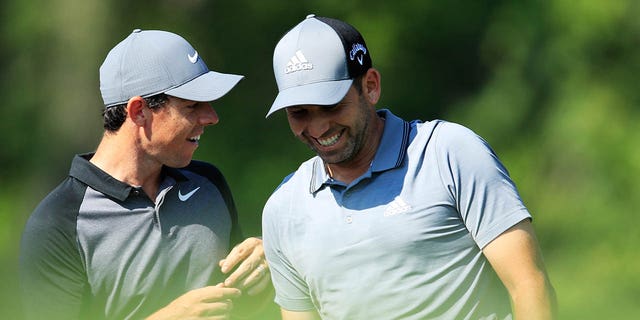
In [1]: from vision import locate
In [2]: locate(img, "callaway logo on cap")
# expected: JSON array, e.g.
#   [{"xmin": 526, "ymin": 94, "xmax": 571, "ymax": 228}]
[
  {"xmin": 267, "ymin": 14, "xmax": 372, "ymax": 117},
  {"xmin": 100, "ymin": 29, "xmax": 244, "ymax": 108}
]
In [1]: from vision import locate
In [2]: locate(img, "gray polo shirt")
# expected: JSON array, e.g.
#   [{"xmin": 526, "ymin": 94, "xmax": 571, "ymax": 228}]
[
  {"xmin": 263, "ymin": 110, "xmax": 529, "ymax": 319},
  {"xmin": 20, "ymin": 154, "xmax": 242, "ymax": 320}
]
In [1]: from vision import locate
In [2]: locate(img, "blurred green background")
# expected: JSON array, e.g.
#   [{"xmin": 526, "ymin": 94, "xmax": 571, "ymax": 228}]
[{"xmin": 1, "ymin": 0, "xmax": 638, "ymax": 319}]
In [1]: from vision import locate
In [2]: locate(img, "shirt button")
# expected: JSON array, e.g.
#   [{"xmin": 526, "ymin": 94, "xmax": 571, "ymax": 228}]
[{"xmin": 346, "ymin": 216, "xmax": 353, "ymax": 224}]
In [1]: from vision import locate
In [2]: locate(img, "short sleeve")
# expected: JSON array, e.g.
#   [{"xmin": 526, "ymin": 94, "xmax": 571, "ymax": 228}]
[
  {"xmin": 433, "ymin": 122, "xmax": 531, "ymax": 248},
  {"xmin": 262, "ymin": 183, "xmax": 317, "ymax": 311},
  {"xmin": 19, "ymin": 181, "xmax": 88, "ymax": 320},
  {"xmin": 186, "ymin": 161, "xmax": 244, "ymax": 244}
]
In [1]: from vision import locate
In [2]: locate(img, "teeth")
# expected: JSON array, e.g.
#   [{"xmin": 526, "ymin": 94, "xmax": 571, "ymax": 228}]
[
  {"xmin": 189, "ymin": 135, "xmax": 200, "ymax": 142},
  {"xmin": 317, "ymin": 132, "xmax": 341, "ymax": 146}
]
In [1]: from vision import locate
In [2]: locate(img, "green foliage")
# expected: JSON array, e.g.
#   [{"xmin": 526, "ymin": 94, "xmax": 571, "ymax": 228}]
[{"xmin": 1, "ymin": 0, "xmax": 638, "ymax": 319}]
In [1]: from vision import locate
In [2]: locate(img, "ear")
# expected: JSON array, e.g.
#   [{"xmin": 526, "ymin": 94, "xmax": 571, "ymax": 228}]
[
  {"xmin": 126, "ymin": 96, "xmax": 147, "ymax": 126},
  {"xmin": 362, "ymin": 68, "xmax": 381, "ymax": 104}
]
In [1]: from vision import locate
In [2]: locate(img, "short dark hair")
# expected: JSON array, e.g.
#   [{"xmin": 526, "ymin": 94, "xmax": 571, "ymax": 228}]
[
  {"xmin": 144, "ymin": 93, "xmax": 169, "ymax": 109},
  {"xmin": 352, "ymin": 73, "xmax": 365, "ymax": 94},
  {"xmin": 102, "ymin": 104, "xmax": 127, "ymax": 131},
  {"xmin": 102, "ymin": 93, "xmax": 169, "ymax": 132}
]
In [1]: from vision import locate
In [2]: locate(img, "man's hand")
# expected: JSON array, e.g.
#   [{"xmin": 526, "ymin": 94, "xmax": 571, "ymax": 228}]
[
  {"xmin": 219, "ymin": 237, "xmax": 271, "ymax": 296},
  {"xmin": 146, "ymin": 284, "xmax": 241, "ymax": 320}
]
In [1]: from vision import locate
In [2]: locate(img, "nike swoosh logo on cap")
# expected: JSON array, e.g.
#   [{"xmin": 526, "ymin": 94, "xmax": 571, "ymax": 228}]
[
  {"xmin": 188, "ymin": 51, "xmax": 198, "ymax": 64},
  {"xmin": 178, "ymin": 187, "xmax": 200, "ymax": 201}
]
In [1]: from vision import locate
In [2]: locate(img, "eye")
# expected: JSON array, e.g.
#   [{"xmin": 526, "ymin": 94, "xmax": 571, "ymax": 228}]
[
  {"xmin": 286, "ymin": 108, "xmax": 307, "ymax": 118},
  {"xmin": 183, "ymin": 102, "xmax": 203, "ymax": 112},
  {"xmin": 325, "ymin": 103, "xmax": 340, "ymax": 111},
  {"xmin": 319, "ymin": 103, "xmax": 341, "ymax": 115}
]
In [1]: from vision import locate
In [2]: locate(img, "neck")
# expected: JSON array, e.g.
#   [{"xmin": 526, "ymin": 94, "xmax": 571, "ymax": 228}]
[
  {"xmin": 90, "ymin": 131, "xmax": 162, "ymax": 200},
  {"xmin": 325, "ymin": 161, "xmax": 370, "ymax": 184}
]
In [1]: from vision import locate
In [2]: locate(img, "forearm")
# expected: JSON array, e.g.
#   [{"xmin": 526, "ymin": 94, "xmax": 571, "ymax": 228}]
[
  {"xmin": 482, "ymin": 220, "xmax": 557, "ymax": 320},
  {"xmin": 510, "ymin": 274, "xmax": 557, "ymax": 320}
]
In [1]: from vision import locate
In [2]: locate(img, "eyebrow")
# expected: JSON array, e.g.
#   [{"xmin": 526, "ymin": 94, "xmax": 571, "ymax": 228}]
[{"xmin": 172, "ymin": 97, "xmax": 188, "ymax": 103}]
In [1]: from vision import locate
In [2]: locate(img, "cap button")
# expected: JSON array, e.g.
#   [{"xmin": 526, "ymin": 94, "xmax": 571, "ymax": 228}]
[
  {"xmin": 306, "ymin": 14, "xmax": 316, "ymax": 19},
  {"xmin": 132, "ymin": 28, "xmax": 141, "ymax": 33}
]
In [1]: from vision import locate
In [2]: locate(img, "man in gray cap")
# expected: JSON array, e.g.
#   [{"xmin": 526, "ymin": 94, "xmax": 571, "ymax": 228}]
[
  {"xmin": 263, "ymin": 15, "xmax": 557, "ymax": 320},
  {"xmin": 20, "ymin": 29, "xmax": 271, "ymax": 319}
]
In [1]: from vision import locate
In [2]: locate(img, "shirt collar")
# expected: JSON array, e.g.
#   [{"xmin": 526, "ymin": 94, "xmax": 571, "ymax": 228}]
[
  {"xmin": 309, "ymin": 109, "xmax": 411, "ymax": 193},
  {"xmin": 69, "ymin": 153, "xmax": 188, "ymax": 201}
]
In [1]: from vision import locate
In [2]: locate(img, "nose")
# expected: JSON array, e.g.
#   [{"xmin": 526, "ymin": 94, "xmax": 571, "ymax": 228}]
[
  {"xmin": 306, "ymin": 115, "xmax": 330, "ymax": 139},
  {"xmin": 200, "ymin": 103, "xmax": 219, "ymax": 126}
]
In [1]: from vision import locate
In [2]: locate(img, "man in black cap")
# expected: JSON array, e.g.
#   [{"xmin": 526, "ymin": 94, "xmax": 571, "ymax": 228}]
[{"xmin": 263, "ymin": 15, "xmax": 556, "ymax": 320}]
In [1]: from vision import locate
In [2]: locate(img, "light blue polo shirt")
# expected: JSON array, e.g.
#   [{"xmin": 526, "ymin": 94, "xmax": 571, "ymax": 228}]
[{"xmin": 263, "ymin": 109, "xmax": 529, "ymax": 319}]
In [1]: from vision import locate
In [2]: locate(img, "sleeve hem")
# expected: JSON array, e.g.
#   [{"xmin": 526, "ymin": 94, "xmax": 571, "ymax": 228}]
[{"xmin": 476, "ymin": 208, "xmax": 531, "ymax": 249}]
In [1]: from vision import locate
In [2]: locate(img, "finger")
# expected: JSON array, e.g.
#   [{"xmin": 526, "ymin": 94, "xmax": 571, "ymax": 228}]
[
  {"xmin": 238, "ymin": 263, "xmax": 270, "ymax": 291},
  {"xmin": 220, "ymin": 237, "xmax": 263, "ymax": 273},
  {"xmin": 200, "ymin": 299, "xmax": 233, "ymax": 316},
  {"xmin": 245, "ymin": 271, "xmax": 272, "ymax": 296},
  {"xmin": 190, "ymin": 286, "xmax": 241, "ymax": 302},
  {"xmin": 220, "ymin": 240, "xmax": 254, "ymax": 273},
  {"xmin": 205, "ymin": 315, "xmax": 231, "ymax": 320},
  {"xmin": 223, "ymin": 258, "xmax": 256, "ymax": 287},
  {"xmin": 222, "ymin": 247, "xmax": 265, "ymax": 287}
]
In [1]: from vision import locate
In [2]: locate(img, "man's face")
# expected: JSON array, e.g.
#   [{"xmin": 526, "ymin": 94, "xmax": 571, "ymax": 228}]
[
  {"xmin": 285, "ymin": 85, "xmax": 376, "ymax": 165},
  {"xmin": 143, "ymin": 96, "xmax": 218, "ymax": 168}
]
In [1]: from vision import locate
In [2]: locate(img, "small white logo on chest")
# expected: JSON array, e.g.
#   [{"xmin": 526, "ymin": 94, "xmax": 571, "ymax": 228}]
[
  {"xmin": 178, "ymin": 187, "xmax": 200, "ymax": 201},
  {"xmin": 384, "ymin": 196, "xmax": 412, "ymax": 217}
]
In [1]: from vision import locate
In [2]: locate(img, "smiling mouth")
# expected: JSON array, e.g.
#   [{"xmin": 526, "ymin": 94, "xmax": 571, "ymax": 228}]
[
  {"xmin": 316, "ymin": 130, "xmax": 343, "ymax": 147},
  {"xmin": 187, "ymin": 135, "xmax": 201, "ymax": 143}
]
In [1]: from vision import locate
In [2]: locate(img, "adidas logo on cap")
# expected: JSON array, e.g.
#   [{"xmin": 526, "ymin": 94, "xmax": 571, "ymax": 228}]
[{"xmin": 285, "ymin": 50, "xmax": 313, "ymax": 74}]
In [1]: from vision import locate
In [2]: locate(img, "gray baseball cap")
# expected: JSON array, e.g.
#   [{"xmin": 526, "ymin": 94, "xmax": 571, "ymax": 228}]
[
  {"xmin": 267, "ymin": 14, "xmax": 372, "ymax": 117},
  {"xmin": 100, "ymin": 29, "xmax": 244, "ymax": 108}
]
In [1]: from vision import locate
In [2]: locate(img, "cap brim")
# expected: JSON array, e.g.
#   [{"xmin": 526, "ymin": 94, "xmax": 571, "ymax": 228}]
[
  {"xmin": 266, "ymin": 79, "xmax": 353, "ymax": 117},
  {"xmin": 165, "ymin": 71, "xmax": 244, "ymax": 102}
]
